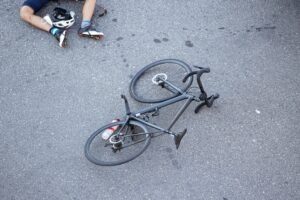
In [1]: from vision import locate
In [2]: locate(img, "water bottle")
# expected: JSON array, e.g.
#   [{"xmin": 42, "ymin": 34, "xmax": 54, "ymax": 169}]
[{"xmin": 101, "ymin": 119, "xmax": 120, "ymax": 140}]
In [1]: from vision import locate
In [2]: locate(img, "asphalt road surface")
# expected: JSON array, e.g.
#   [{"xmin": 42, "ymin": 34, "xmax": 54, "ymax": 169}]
[{"xmin": 0, "ymin": 0, "xmax": 299, "ymax": 200}]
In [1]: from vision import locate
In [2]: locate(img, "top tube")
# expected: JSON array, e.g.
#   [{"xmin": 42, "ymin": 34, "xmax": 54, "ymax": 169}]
[{"xmin": 132, "ymin": 94, "xmax": 192, "ymax": 116}]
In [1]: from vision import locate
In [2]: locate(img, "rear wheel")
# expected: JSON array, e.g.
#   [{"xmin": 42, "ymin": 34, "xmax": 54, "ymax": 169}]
[
  {"xmin": 129, "ymin": 59, "xmax": 193, "ymax": 103},
  {"xmin": 84, "ymin": 120, "xmax": 151, "ymax": 166}
]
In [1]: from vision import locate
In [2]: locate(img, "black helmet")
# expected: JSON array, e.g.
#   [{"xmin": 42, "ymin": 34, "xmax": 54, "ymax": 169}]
[{"xmin": 51, "ymin": 7, "xmax": 75, "ymax": 28}]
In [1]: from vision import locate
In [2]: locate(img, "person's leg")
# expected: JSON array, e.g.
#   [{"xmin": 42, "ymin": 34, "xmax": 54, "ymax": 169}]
[
  {"xmin": 20, "ymin": 6, "xmax": 51, "ymax": 32},
  {"xmin": 78, "ymin": 0, "xmax": 104, "ymax": 39},
  {"xmin": 80, "ymin": 0, "xmax": 96, "ymax": 29},
  {"xmin": 82, "ymin": 0, "xmax": 96, "ymax": 21}
]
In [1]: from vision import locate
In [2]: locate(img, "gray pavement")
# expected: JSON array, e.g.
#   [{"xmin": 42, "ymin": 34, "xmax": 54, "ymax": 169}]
[{"xmin": 0, "ymin": 0, "xmax": 299, "ymax": 200}]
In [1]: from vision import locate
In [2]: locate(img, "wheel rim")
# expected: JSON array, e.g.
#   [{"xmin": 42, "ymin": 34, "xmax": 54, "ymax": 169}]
[
  {"xmin": 85, "ymin": 121, "xmax": 150, "ymax": 166},
  {"xmin": 130, "ymin": 59, "xmax": 193, "ymax": 103}
]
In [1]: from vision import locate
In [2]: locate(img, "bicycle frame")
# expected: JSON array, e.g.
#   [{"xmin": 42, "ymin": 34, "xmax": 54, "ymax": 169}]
[
  {"xmin": 123, "ymin": 78, "xmax": 199, "ymax": 136},
  {"xmin": 85, "ymin": 60, "xmax": 219, "ymax": 166},
  {"xmin": 115, "ymin": 66, "xmax": 218, "ymax": 146}
]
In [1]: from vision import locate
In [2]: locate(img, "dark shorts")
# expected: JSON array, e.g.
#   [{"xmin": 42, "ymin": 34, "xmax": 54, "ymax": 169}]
[{"xmin": 22, "ymin": 0, "xmax": 50, "ymax": 13}]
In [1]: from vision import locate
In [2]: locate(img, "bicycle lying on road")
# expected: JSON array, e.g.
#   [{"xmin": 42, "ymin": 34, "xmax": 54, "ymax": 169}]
[{"xmin": 84, "ymin": 59, "xmax": 219, "ymax": 166}]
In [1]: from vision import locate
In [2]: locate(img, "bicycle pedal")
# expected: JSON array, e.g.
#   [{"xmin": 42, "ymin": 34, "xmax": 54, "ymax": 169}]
[{"xmin": 174, "ymin": 128, "xmax": 187, "ymax": 149}]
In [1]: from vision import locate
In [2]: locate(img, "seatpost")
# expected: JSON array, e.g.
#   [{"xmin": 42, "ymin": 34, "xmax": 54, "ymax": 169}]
[{"xmin": 121, "ymin": 95, "xmax": 131, "ymax": 115}]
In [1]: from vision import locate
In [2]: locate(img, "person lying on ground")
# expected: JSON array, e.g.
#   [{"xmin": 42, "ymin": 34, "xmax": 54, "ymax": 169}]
[{"xmin": 20, "ymin": 0, "xmax": 104, "ymax": 47}]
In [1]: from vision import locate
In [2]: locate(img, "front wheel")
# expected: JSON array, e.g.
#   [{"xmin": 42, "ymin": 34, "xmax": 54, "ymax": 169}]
[
  {"xmin": 84, "ymin": 120, "xmax": 151, "ymax": 166},
  {"xmin": 129, "ymin": 59, "xmax": 193, "ymax": 103}
]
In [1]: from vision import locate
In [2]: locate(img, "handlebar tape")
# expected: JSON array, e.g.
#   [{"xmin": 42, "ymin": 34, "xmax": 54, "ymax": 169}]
[{"xmin": 182, "ymin": 68, "xmax": 210, "ymax": 83}]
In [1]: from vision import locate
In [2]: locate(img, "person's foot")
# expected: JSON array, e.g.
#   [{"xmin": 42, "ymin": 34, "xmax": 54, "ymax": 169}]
[
  {"xmin": 78, "ymin": 25, "xmax": 104, "ymax": 40},
  {"xmin": 54, "ymin": 29, "xmax": 67, "ymax": 48}
]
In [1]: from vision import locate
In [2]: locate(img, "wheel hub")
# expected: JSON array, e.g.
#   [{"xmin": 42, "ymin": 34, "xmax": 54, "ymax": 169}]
[{"xmin": 152, "ymin": 73, "xmax": 167, "ymax": 85}]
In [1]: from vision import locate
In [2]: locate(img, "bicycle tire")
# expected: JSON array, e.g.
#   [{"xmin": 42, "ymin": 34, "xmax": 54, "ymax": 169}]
[
  {"xmin": 129, "ymin": 59, "xmax": 193, "ymax": 103},
  {"xmin": 84, "ymin": 120, "xmax": 151, "ymax": 166}
]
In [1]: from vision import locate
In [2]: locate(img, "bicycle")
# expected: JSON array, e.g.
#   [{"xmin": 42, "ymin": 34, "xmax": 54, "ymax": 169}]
[{"xmin": 84, "ymin": 59, "xmax": 219, "ymax": 166}]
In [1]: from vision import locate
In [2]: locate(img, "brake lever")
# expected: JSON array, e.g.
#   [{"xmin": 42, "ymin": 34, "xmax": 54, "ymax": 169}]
[{"xmin": 194, "ymin": 93, "xmax": 220, "ymax": 113}]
